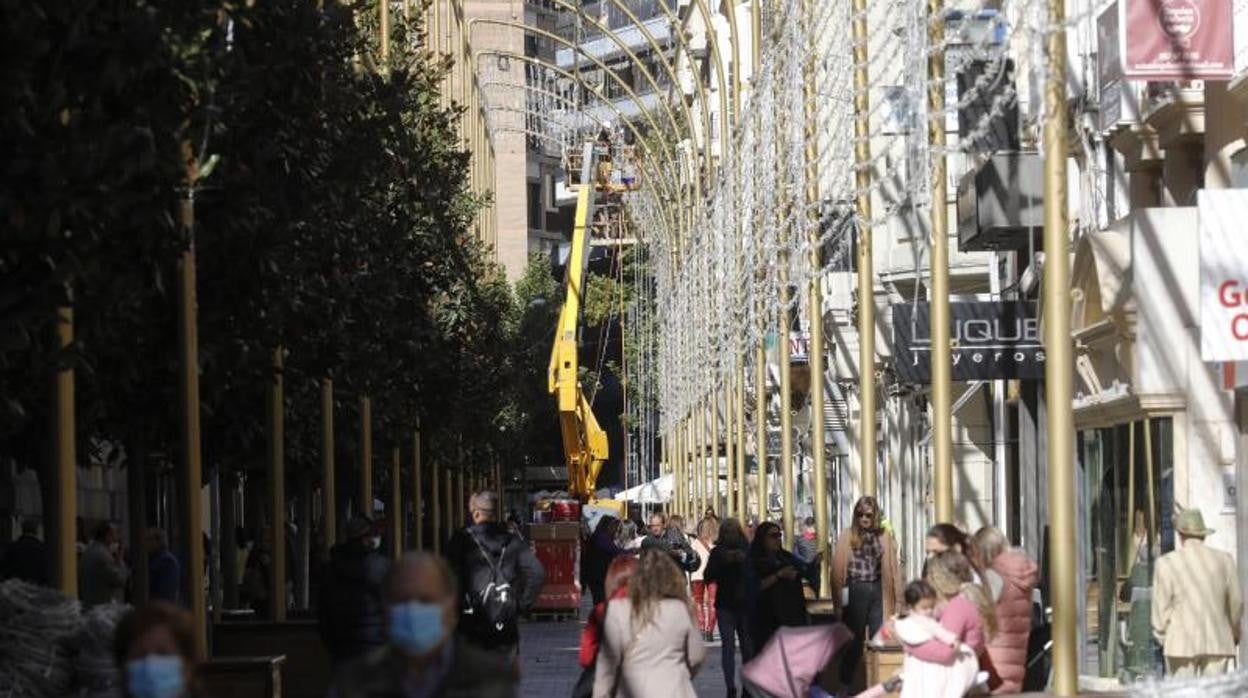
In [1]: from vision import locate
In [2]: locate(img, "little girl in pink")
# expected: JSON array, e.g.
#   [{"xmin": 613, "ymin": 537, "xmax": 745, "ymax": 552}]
[{"xmin": 853, "ymin": 580, "xmax": 980, "ymax": 698}]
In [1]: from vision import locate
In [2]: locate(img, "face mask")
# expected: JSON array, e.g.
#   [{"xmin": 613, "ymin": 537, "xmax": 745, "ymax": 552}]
[
  {"xmin": 388, "ymin": 601, "xmax": 446, "ymax": 656},
  {"xmin": 369, "ymin": 537, "xmax": 382, "ymax": 551},
  {"xmin": 126, "ymin": 655, "xmax": 185, "ymax": 698}
]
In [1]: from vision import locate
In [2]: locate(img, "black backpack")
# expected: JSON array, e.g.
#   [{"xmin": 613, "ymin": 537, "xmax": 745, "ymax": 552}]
[{"xmin": 465, "ymin": 531, "xmax": 519, "ymax": 635}]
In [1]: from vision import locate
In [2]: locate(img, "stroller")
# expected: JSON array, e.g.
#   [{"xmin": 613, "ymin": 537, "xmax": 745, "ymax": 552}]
[{"xmin": 742, "ymin": 624, "xmax": 853, "ymax": 698}]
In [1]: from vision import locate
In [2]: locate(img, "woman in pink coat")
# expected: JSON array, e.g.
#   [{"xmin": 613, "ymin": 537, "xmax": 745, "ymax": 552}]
[
  {"xmin": 971, "ymin": 527, "xmax": 1039, "ymax": 694},
  {"xmin": 903, "ymin": 551, "xmax": 997, "ymax": 697}
]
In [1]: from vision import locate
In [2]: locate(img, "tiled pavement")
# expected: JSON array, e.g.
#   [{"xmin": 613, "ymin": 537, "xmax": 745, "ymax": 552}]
[{"xmin": 518, "ymin": 604, "xmax": 730, "ymax": 697}]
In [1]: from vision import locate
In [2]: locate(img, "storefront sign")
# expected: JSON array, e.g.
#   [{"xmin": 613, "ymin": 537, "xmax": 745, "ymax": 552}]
[
  {"xmin": 892, "ymin": 301, "xmax": 1045, "ymax": 383},
  {"xmin": 1121, "ymin": 0, "xmax": 1233, "ymax": 79},
  {"xmin": 1199, "ymin": 189, "xmax": 1248, "ymax": 361}
]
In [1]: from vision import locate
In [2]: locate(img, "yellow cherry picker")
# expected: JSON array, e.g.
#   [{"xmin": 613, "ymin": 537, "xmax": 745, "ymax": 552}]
[{"xmin": 548, "ymin": 134, "xmax": 638, "ymax": 519}]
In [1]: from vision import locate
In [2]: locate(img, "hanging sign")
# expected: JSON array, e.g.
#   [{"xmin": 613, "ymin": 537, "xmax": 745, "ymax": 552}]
[
  {"xmin": 1121, "ymin": 0, "xmax": 1233, "ymax": 79},
  {"xmin": 892, "ymin": 301, "xmax": 1045, "ymax": 383},
  {"xmin": 1199, "ymin": 189, "xmax": 1248, "ymax": 361}
]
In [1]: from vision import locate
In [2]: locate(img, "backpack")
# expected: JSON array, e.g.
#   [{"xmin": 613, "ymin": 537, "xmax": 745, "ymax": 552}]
[{"xmin": 464, "ymin": 530, "xmax": 519, "ymax": 635}]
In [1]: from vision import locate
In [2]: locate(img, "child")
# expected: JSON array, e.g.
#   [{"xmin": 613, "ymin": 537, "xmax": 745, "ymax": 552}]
[{"xmin": 853, "ymin": 580, "xmax": 980, "ymax": 698}]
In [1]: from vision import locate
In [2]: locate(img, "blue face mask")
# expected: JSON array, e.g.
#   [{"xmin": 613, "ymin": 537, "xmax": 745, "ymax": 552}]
[
  {"xmin": 388, "ymin": 601, "xmax": 446, "ymax": 656},
  {"xmin": 126, "ymin": 655, "xmax": 185, "ymax": 698}
]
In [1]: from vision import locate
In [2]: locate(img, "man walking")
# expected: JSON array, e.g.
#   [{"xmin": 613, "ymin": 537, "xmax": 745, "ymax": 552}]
[
  {"xmin": 444, "ymin": 491, "xmax": 545, "ymax": 660},
  {"xmin": 641, "ymin": 512, "xmax": 700, "ymax": 573},
  {"xmin": 79, "ymin": 522, "xmax": 128, "ymax": 607},
  {"xmin": 1152, "ymin": 508, "xmax": 1243, "ymax": 677},
  {"xmin": 1, "ymin": 518, "xmax": 48, "ymax": 585},
  {"xmin": 318, "ymin": 517, "xmax": 391, "ymax": 664},
  {"xmin": 146, "ymin": 527, "xmax": 182, "ymax": 603},
  {"xmin": 328, "ymin": 552, "xmax": 516, "ymax": 698}
]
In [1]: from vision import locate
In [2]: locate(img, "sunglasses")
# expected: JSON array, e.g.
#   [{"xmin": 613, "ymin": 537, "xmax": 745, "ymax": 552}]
[
  {"xmin": 856, "ymin": 511, "xmax": 875, "ymax": 518},
  {"xmin": 767, "ymin": 531, "xmax": 782, "ymax": 539}
]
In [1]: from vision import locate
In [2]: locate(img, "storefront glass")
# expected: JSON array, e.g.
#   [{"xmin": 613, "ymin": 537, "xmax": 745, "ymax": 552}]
[{"xmin": 1078, "ymin": 417, "xmax": 1173, "ymax": 681}]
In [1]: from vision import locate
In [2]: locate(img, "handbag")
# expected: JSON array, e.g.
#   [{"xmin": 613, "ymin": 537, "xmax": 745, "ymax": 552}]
[{"xmin": 571, "ymin": 664, "xmax": 595, "ymax": 698}]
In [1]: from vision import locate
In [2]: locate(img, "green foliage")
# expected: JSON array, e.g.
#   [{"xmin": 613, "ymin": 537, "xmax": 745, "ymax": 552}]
[{"xmin": 0, "ymin": 1, "xmax": 517, "ymax": 491}]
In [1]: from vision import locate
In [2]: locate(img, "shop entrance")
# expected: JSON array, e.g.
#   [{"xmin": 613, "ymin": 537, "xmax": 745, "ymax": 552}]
[{"xmin": 1078, "ymin": 417, "xmax": 1175, "ymax": 681}]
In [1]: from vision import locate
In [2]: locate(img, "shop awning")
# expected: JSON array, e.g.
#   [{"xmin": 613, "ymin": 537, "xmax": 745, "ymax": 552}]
[{"xmin": 614, "ymin": 473, "xmax": 673, "ymax": 504}]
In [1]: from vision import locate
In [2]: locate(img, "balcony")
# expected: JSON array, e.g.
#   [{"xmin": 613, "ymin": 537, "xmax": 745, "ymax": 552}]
[{"xmin": 1142, "ymin": 81, "xmax": 1205, "ymax": 148}]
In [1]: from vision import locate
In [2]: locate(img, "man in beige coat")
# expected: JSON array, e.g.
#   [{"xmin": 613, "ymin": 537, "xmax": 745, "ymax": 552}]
[{"xmin": 1151, "ymin": 508, "xmax": 1242, "ymax": 677}]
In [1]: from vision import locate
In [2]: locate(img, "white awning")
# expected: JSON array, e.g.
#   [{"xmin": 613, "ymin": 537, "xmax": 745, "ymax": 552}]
[{"xmin": 614, "ymin": 473, "xmax": 673, "ymax": 503}]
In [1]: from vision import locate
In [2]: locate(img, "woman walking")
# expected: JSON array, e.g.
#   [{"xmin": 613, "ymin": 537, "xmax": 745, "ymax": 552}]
[
  {"xmin": 690, "ymin": 516, "xmax": 719, "ymax": 641},
  {"xmin": 705, "ymin": 517, "xmax": 753, "ymax": 697},
  {"xmin": 970, "ymin": 527, "xmax": 1037, "ymax": 693},
  {"xmin": 583, "ymin": 516, "xmax": 627, "ymax": 605},
  {"xmin": 746, "ymin": 521, "xmax": 809, "ymax": 652},
  {"xmin": 577, "ymin": 556, "xmax": 640, "ymax": 697},
  {"xmin": 593, "ymin": 548, "xmax": 706, "ymax": 697},
  {"xmin": 831, "ymin": 496, "xmax": 903, "ymax": 688}
]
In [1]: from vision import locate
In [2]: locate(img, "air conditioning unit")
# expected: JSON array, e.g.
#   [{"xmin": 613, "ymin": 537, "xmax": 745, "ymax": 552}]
[{"xmin": 956, "ymin": 151, "xmax": 1043, "ymax": 252}]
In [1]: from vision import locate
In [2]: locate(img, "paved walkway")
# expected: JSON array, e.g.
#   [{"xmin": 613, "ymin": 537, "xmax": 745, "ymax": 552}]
[{"xmin": 518, "ymin": 611, "xmax": 730, "ymax": 697}]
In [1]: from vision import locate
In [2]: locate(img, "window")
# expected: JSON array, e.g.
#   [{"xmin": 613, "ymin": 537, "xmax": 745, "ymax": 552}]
[{"xmin": 527, "ymin": 182, "xmax": 542, "ymax": 230}]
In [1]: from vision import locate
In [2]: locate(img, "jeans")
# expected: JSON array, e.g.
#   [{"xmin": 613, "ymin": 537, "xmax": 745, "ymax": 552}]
[
  {"xmin": 717, "ymin": 607, "xmax": 753, "ymax": 691},
  {"xmin": 839, "ymin": 580, "xmax": 883, "ymax": 686}
]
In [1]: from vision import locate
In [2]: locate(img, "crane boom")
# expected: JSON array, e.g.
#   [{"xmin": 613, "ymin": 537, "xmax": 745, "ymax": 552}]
[{"xmin": 548, "ymin": 141, "xmax": 627, "ymax": 516}]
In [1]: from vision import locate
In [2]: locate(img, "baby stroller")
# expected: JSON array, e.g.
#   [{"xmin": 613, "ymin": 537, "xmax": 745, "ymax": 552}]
[{"xmin": 742, "ymin": 624, "xmax": 853, "ymax": 698}]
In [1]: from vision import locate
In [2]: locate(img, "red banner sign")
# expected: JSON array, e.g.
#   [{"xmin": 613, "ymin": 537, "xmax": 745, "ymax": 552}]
[{"xmin": 1122, "ymin": 0, "xmax": 1233, "ymax": 79}]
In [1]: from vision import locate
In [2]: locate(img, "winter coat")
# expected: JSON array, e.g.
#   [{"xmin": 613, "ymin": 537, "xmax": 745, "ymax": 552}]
[
  {"xmin": 981, "ymin": 549, "xmax": 1038, "ymax": 693},
  {"xmin": 1, "ymin": 535, "xmax": 48, "ymax": 585},
  {"xmin": 580, "ymin": 586, "xmax": 630, "ymax": 668},
  {"xmin": 329, "ymin": 637, "xmax": 516, "ymax": 698},
  {"xmin": 79, "ymin": 541, "xmax": 128, "ymax": 607},
  {"xmin": 1152, "ymin": 539, "xmax": 1243, "ymax": 659},
  {"xmin": 317, "ymin": 540, "xmax": 390, "ymax": 663},
  {"xmin": 148, "ymin": 549, "xmax": 182, "ymax": 604},
  {"xmin": 640, "ymin": 530, "xmax": 700, "ymax": 573},
  {"xmin": 592, "ymin": 598, "xmax": 706, "ymax": 698},
  {"xmin": 581, "ymin": 526, "xmax": 627, "ymax": 605},
  {"xmin": 689, "ymin": 538, "xmax": 712, "ymax": 582},
  {"xmin": 444, "ymin": 522, "xmax": 546, "ymax": 650},
  {"xmin": 830, "ymin": 530, "xmax": 904, "ymax": 618},
  {"xmin": 703, "ymin": 542, "xmax": 749, "ymax": 612}
]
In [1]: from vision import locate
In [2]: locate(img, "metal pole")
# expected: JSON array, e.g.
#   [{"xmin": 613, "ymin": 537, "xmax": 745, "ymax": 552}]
[
  {"xmin": 431, "ymin": 460, "xmax": 442, "ymax": 555},
  {"xmin": 693, "ymin": 407, "xmax": 703, "ymax": 519},
  {"xmin": 710, "ymin": 388, "xmax": 720, "ymax": 515},
  {"xmin": 735, "ymin": 363, "xmax": 748, "ymax": 524},
  {"xmin": 379, "ymin": 0, "xmax": 390, "ymax": 66},
  {"xmin": 456, "ymin": 466, "xmax": 465, "ymax": 529},
  {"xmin": 176, "ymin": 144, "xmax": 207, "ymax": 658},
  {"xmin": 780, "ymin": 294, "xmax": 795, "ymax": 543},
  {"xmin": 52, "ymin": 299, "xmax": 77, "ymax": 597},
  {"xmin": 268, "ymin": 348, "xmax": 286, "ymax": 622},
  {"xmin": 390, "ymin": 446, "xmax": 402, "ymax": 559},
  {"xmin": 321, "ymin": 378, "xmax": 336, "ymax": 552},
  {"xmin": 413, "ymin": 424, "xmax": 423, "ymax": 550},
  {"xmin": 756, "ymin": 343, "xmax": 768, "ymax": 523},
  {"xmin": 444, "ymin": 463, "xmax": 454, "ymax": 536},
  {"xmin": 360, "ymin": 397, "xmax": 373, "ymax": 518},
  {"xmin": 1042, "ymin": 0, "xmax": 1076, "ymax": 690},
  {"xmin": 928, "ymin": 0, "xmax": 953, "ymax": 524},
  {"xmin": 804, "ymin": 0, "xmax": 829, "ymax": 597},
  {"xmin": 724, "ymin": 380, "xmax": 734, "ymax": 516},
  {"xmin": 851, "ymin": 0, "xmax": 877, "ymax": 497}
]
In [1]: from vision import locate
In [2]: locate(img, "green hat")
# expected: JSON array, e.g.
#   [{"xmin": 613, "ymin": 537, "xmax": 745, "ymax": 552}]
[{"xmin": 1175, "ymin": 508, "xmax": 1214, "ymax": 538}]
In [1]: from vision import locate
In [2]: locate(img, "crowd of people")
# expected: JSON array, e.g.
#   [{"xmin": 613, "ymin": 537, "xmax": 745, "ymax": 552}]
[{"xmin": 3, "ymin": 491, "xmax": 1243, "ymax": 697}]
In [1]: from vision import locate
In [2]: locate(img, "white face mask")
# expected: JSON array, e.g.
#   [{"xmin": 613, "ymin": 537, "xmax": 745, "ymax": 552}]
[{"xmin": 368, "ymin": 537, "xmax": 382, "ymax": 550}]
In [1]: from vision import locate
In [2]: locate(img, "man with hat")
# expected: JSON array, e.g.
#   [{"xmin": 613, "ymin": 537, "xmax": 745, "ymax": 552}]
[
  {"xmin": 319, "ymin": 516, "xmax": 391, "ymax": 665},
  {"xmin": 1151, "ymin": 508, "xmax": 1242, "ymax": 677}
]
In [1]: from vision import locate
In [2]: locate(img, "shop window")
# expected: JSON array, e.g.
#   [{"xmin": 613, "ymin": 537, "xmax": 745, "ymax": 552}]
[
  {"xmin": 1079, "ymin": 417, "xmax": 1173, "ymax": 681},
  {"xmin": 1231, "ymin": 146, "xmax": 1248, "ymax": 189}
]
